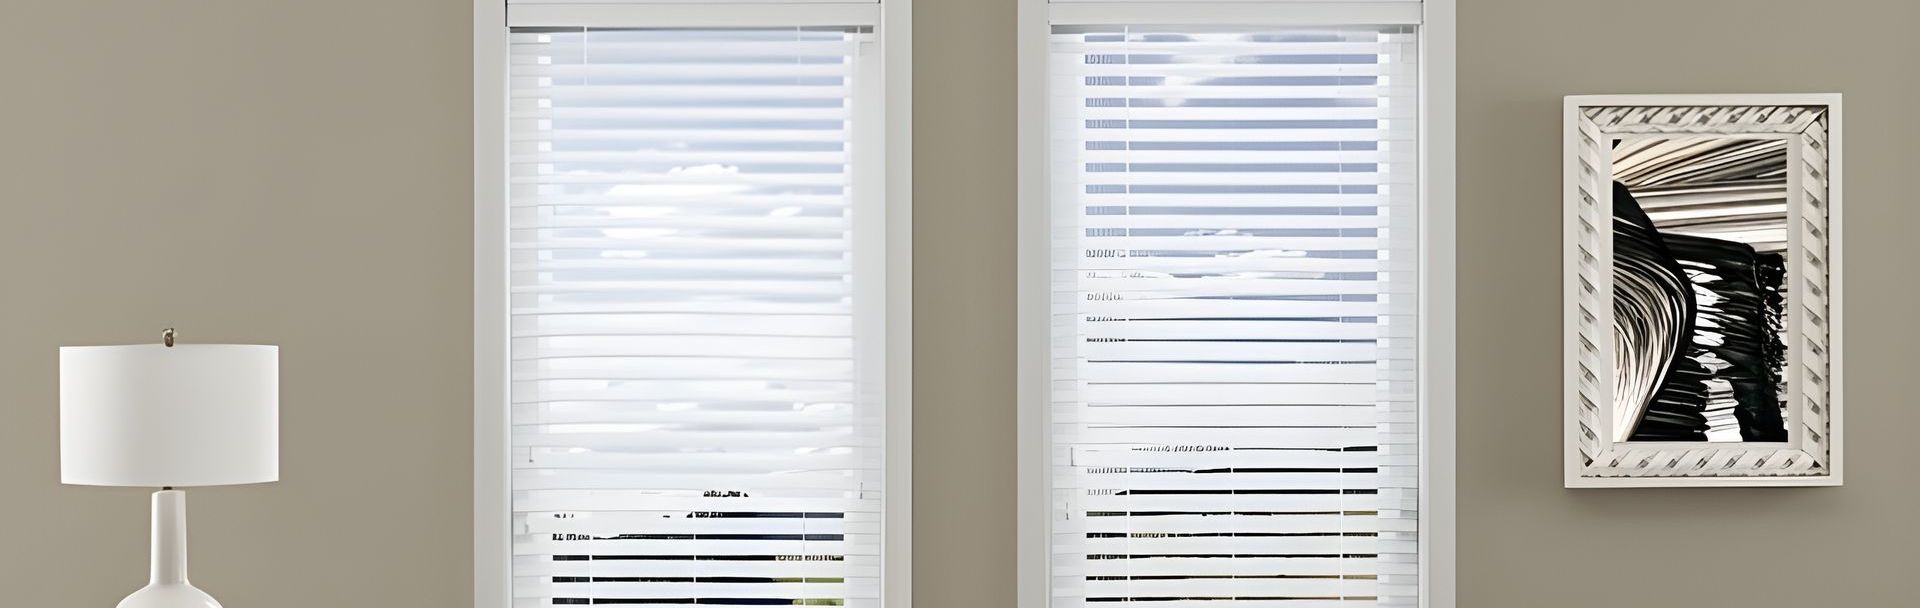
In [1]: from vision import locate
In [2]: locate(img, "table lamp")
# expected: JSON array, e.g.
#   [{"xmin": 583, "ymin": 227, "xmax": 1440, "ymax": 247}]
[{"xmin": 60, "ymin": 329, "xmax": 278, "ymax": 608}]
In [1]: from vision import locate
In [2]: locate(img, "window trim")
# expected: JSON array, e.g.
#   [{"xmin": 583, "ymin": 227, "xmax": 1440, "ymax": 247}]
[
  {"xmin": 1046, "ymin": 1, "xmax": 1422, "ymax": 26},
  {"xmin": 1012, "ymin": 1, "xmax": 1454, "ymax": 606},
  {"xmin": 471, "ymin": 1, "xmax": 913, "ymax": 607},
  {"xmin": 507, "ymin": 3, "xmax": 884, "ymax": 27}
]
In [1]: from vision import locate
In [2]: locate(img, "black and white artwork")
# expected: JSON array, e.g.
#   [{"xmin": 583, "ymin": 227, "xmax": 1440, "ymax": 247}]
[
  {"xmin": 1564, "ymin": 96, "xmax": 1842, "ymax": 487},
  {"xmin": 1610, "ymin": 137, "xmax": 1789, "ymax": 444}
]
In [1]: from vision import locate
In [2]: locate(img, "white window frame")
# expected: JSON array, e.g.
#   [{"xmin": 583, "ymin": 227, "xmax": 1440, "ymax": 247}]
[
  {"xmin": 1013, "ymin": 1, "xmax": 1454, "ymax": 606},
  {"xmin": 472, "ymin": 1, "xmax": 914, "ymax": 607}
]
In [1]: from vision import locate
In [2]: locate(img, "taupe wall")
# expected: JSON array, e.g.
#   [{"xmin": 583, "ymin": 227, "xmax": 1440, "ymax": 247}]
[
  {"xmin": 913, "ymin": 0, "xmax": 1018, "ymax": 607},
  {"xmin": 1456, "ymin": 1, "xmax": 1920, "ymax": 605},
  {"xmin": 4, "ymin": 1, "xmax": 1916, "ymax": 607},
  {"xmin": 0, "ymin": 1, "xmax": 474, "ymax": 606}
]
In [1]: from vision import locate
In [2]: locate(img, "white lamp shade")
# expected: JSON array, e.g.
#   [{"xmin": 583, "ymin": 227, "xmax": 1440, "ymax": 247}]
[{"xmin": 60, "ymin": 344, "xmax": 279, "ymax": 487}]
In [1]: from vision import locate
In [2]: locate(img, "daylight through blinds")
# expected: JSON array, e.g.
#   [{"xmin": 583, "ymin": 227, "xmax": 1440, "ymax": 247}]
[
  {"xmin": 508, "ymin": 26, "xmax": 883, "ymax": 608},
  {"xmin": 1047, "ymin": 25, "xmax": 1421, "ymax": 607}
]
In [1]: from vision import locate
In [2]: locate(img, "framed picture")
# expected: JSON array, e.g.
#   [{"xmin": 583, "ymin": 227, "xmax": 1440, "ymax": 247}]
[{"xmin": 1563, "ymin": 94, "xmax": 1843, "ymax": 487}]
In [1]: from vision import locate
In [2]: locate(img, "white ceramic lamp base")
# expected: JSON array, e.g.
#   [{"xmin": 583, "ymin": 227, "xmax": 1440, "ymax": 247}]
[{"xmin": 119, "ymin": 490, "xmax": 222, "ymax": 608}]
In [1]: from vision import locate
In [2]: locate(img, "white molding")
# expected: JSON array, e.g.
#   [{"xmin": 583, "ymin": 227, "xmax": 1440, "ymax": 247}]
[
  {"xmin": 1048, "ymin": 2, "xmax": 1421, "ymax": 26},
  {"xmin": 509, "ymin": 3, "xmax": 881, "ymax": 27},
  {"xmin": 1826, "ymin": 97, "xmax": 1845, "ymax": 488},
  {"xmin": 1016, "ymin": 3, "xmax": 1455, "ymax": 607},
  {"xmin": 879, "ymin": 0, "xmax": 913, "ymax": 606},
  {"xmin": 473, "ymin": 2, "xmax": 912, "ymax": 606},
  {"xmin": 1418, "ymin": 1, "xmax": 1454, "ymax": 606},
  {"xmin": 1014, "ymin": 1, "xmax": 1049, "ymax": 608},
  {"xmin": 1563, "ymin": 93, "xmax": 1842, "ymax": 108},
  {"xmin": 1561, "ymin": 94, "xmax": 1843, "ymax": 488},
  {"xmin": 1564, "ymin": 475, "xmax": 1843, "ymax": 489},
  {"xmin": 472, "ymin": 1, "xmax": 511, "ymax": 608},
  {"xmin": 1561, "ymin": 97, "xmax": 1587, "ymax": 488}
]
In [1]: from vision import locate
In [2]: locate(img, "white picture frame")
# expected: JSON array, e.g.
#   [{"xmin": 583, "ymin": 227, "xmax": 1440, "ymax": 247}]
[{"xmin": 1563, "ymin": 94, "xmax": 1843, "ymax": 488}]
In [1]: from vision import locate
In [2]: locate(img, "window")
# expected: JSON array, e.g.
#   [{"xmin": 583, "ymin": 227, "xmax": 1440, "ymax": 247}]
[
  {"xmin": 476, "ymin": 2, "xmax": 909, "ymax": 608},
  {"xmin": 1019, "ymin": 1, "xmax": 1452, "ymax": 607}
]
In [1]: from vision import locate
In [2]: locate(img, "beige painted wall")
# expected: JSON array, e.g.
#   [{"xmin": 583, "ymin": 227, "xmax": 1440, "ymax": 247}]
[
  {"xmin": 0, "ymin": 1, "xmax": 474, "ymax": 606},
  {"xmin": 1456, "ymin": 0, "xmax": 1920, "ymax": 605},
  {"xmin": 5, "ymin": 0, "xmax": 1917, "ymax": 607},
  {"xmin": 912, "ymin": 0, "xmax": 1019, "ymax": 607}
]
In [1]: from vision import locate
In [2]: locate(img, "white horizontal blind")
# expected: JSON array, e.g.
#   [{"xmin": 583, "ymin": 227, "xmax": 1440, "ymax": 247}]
[
  {"xmin": 508, "ymin": 25, "xmax": 883, "ymax": 608},
  {"xmin": 1048, "ymin": 24, "xmax": 1420, "ymax": 607}
]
